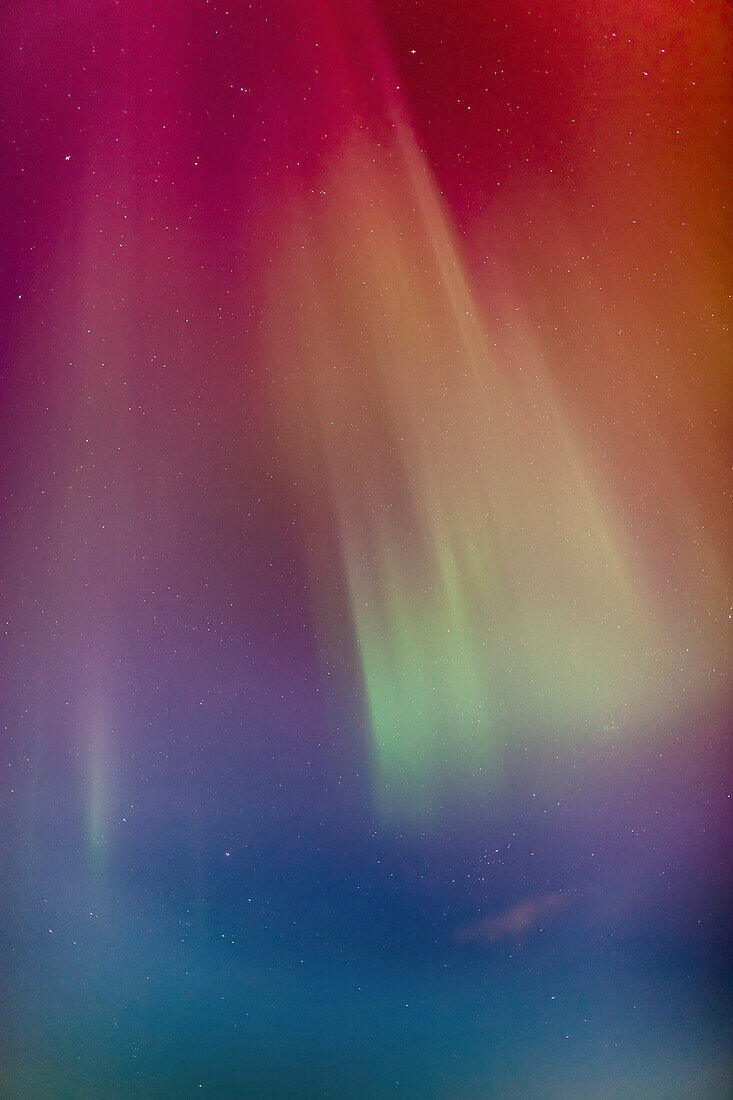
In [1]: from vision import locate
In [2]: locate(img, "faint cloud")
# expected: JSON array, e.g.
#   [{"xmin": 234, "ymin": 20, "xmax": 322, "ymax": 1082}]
[{"xmin": 454, "ymin": 890, "xmax": 572, "ymax": 945}]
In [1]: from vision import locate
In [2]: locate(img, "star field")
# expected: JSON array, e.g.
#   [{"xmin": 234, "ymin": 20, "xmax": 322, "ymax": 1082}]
[{"xmin": 1, "ymin": 2, "xmax": 730, "ymax": 1097}]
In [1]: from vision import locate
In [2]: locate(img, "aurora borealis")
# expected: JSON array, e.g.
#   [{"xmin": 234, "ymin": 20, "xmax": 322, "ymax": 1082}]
[{"xmin": 1, "ymin": 1, "xmax": 731, "ymax": 1097}]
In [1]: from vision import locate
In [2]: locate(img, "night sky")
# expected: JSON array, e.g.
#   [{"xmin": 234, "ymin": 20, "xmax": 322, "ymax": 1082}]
[{"xmin": 1, "ymin": 1, "xmax": 731, "ymax": 1097}]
